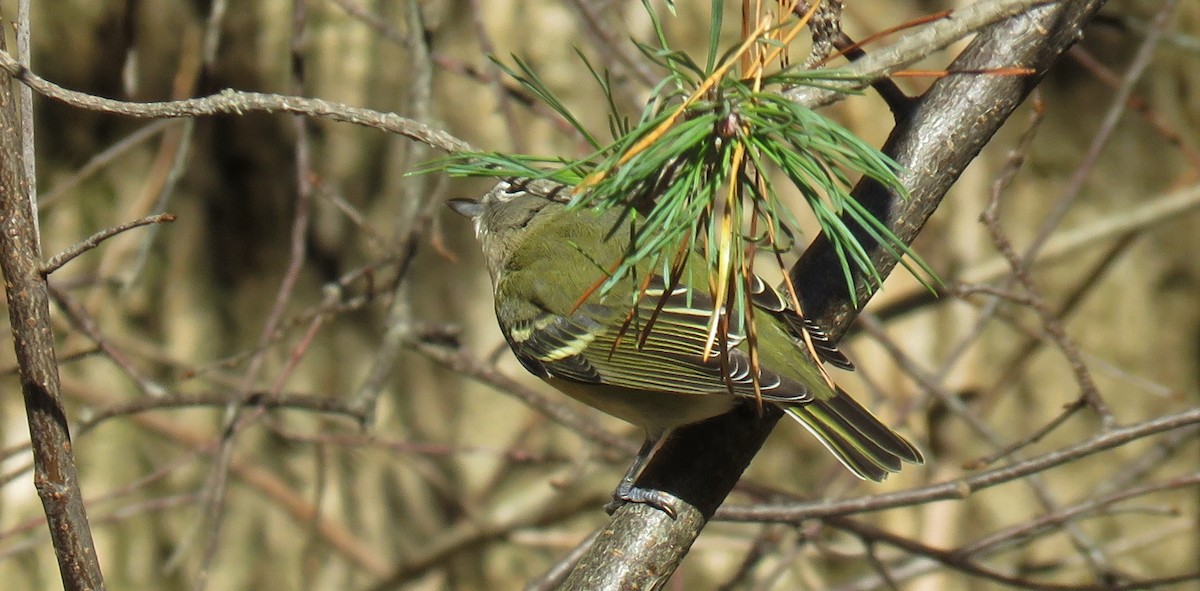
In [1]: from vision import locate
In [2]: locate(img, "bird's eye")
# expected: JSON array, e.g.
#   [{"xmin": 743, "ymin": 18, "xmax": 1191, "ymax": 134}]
[{"xmin": 496, "ymin": 181, "xmax": 526, "ymax": 201}]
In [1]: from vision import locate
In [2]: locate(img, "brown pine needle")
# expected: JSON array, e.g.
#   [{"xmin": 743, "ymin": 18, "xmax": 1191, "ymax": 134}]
[
  {"xmin": 578, "ymin": 0, "xmax": 817, "ymax": 192},
  {"xmin": 775, "ymin": 237, "xmax": 839, "ymax": 391},
  {"xmin": 703, "ymin": 143, "xmax": 748, "ymax": 359},
  {"xmin": 745, "ymin": 0, "xmax": 817, "ymax": 81},
  {"xmin": 571, "ymin": 257, "xmax": 624, "ymax": 314}
]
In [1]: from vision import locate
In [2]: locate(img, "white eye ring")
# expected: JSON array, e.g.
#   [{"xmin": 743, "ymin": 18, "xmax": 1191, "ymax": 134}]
[{"xmin": 494, "ymin": 180, "xmax": 526, "ymax": 202}]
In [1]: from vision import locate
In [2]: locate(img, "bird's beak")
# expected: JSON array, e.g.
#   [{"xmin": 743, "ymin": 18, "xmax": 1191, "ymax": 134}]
[{"xmin": 447, "ymin": 198, "xmax": 483, "ymax": 219}]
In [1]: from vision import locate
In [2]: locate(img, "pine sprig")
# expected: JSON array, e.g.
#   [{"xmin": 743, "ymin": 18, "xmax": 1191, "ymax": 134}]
[{"xmin": 439, "ymin": 1, "xmax": 938, "ymax": 354}]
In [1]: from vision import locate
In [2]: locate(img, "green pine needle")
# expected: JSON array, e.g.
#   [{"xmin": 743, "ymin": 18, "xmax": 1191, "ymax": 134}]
[{"xmin": 436, "ymin": 4, "xmax": 939, "ymax": 323}]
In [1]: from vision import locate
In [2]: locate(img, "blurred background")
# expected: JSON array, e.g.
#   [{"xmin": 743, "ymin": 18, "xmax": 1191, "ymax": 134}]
[{"xmin": 0, "ymin": 0, "xmax": 1197, "ymax": 589}]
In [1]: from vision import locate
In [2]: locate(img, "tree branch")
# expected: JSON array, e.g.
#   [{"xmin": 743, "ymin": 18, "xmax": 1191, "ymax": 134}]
[
  {"xmin": 717, "ymin": 408, "xmax": 1200, "ymax": 522},
  {"xmin": 0, "ymin": 48, "xmax": 473, "ymax": 154},
  {"xmin": 561, "ymin": 0, "xmax": 1108, "ymax": 588},
  {"xmin": 0, "ymin": 19, "xmax": 106, "ymax": 591}
]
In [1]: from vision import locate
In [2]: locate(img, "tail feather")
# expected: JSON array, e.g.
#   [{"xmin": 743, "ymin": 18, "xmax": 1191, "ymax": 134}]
[{"xmin": 785, "ymin": 389, "xmax": 923, "ymax": 482}]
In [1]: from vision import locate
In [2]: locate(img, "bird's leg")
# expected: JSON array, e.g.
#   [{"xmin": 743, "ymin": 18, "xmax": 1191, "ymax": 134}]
[{"xmin": 605, "ymin": 434, "xmax": 681, "ymax": 519}]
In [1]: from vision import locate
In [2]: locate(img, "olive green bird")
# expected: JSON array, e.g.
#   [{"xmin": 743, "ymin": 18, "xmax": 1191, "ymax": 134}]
[{"xmin": 451, "ymin": 180, "xmax": 922, "ymax": 515}]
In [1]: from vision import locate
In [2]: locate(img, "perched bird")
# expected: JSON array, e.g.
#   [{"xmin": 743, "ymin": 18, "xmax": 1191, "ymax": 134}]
[{"xmin": 451, "ymin": 179, "xmax": 922, "ymax": 515}]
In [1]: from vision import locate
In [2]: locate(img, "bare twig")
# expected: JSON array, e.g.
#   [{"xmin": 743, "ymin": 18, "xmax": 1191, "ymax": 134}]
[
  {"xmin": 59, "ymin": 378, "xmax": 391, "ymax": 576},
  {"xmin": 37, "ymin": 119, "xmax": 179, "ymax": 209},
  {"xmin": 827, "ymin": 514, "xmax": 1200, "ymax": 591},
  {"xmin": 960, "ymin": 471, "xmax": 1200, "ymax": 558},
  {"xmin": 76, "ymin": 391, "xmax": 367, "ymax": 434},
  {"xmin": 48, "ymin": 284, "xmax": 164, "ymax": 396},
  {"xmin": 1067, "ymin": 47, "xmax": 1200, "ymax": 171},
  {"xmin": 347, "ymin": 0, "xmax": 438, "ymax": 424},
  {"xmin": 365, "ymin": 495, "xmax": 597, "ymax": 591},
  {"xmin": 468, "ymin": 0, "xmax": 525, "ymax": 151},
  {"xmin": 718, "ymin": 407, "xmax": 1200, "ymax": 521},
  {"xmin": 524, "ymin": 529, "xmax": 601, "ymax": 591},
  {"xmin": 565, "ymin": 0, "xmax": 658, "ymax": 87},
  {"xmin": 1020, "ymin": 0, "xmax": 1180, "ymax": 263},
  {"xmin": 981, "ymin": 120, "xmax": 1113, "ymax": 423},
  {"xmin": 42, "ymin": 213, "xmax": 177, "ymax": 275},
  {"xmin": 410, "ymin": 338, "xmax": 637, "ymax": 456},
  {"xmin": 0, "ymin": 48, "xmax": 473, "ymax": 154},
  {"xmin": 877, "ymin": 182, "xmax": 1200, "ymax": 308}
]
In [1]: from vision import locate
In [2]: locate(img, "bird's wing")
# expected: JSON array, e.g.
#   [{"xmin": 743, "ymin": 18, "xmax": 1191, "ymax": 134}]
[
  {"xmin": 746, "ymin": 274, "xmax": 854, "ymax": 371},
  {"xmin": 505, "ymin": 274, "xmax": 814, "ymax": 404}
]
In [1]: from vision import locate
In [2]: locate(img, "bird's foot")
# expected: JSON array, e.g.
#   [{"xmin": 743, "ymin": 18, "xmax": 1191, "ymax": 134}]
[{"xmin": 605, "ymin": 482, "xmax": 680, "ymax": 519}]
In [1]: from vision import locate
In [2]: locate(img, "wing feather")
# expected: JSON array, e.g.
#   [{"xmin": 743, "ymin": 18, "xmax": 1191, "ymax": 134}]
[{"xmin": 507, "ymin": 274, "xmax": 815, "ymax": 404}]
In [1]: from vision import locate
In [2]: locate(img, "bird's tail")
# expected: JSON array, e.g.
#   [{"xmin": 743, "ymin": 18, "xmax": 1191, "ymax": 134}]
[{"xmin": 785, "ymin": 389, "xmax": 923, "ymax": 481}]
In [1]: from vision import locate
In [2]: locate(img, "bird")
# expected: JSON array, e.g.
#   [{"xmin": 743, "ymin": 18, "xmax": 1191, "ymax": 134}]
[{"xmin": 450, "ymin": 179, "xmax": 922, "ymax": 516}]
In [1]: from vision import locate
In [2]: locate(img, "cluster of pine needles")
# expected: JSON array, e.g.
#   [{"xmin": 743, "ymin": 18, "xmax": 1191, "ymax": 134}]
[{"xmin": 442, "ymin": 0, "xmax": 933, "ymax": 392}]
